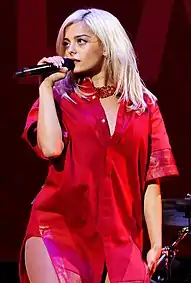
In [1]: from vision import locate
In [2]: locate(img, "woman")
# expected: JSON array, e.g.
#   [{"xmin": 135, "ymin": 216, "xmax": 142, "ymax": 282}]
[{"xmin": 19, "ymin": 8, "xmax": 179, "ymax": 283}]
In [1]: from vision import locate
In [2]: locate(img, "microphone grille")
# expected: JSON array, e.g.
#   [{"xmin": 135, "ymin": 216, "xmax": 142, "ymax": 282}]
[{"xmin": 63, "ymin": 58, "xmax": 75, "ymax": 71}]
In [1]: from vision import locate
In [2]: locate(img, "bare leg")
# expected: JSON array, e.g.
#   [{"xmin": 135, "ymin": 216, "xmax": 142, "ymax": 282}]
[
  {"xmin": 25, "ymin": 237, "xmax": 60, "ymax": 283},
  {"xmin": 105, "ymin": 273, "xmax": 110, "ymax": 283}
]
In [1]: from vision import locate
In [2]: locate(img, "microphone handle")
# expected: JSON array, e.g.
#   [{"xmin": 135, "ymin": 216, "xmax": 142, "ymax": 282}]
[
  {"xmin": 14, "ymin": 58, "xmax": 75, "ymax": 77},
  {"xmin": 15, "ymin": 63, "xmax": 58, "ymax": 77}
]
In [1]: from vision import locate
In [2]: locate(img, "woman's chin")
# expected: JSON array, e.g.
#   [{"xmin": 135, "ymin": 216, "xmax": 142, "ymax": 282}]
[
  {"xmin": 73, "ymin": 68, "xmax": 89, "ymax": 76},
  {"xmin": 72, "ymin": 67, "xmax": 82, "ymax": 74}
]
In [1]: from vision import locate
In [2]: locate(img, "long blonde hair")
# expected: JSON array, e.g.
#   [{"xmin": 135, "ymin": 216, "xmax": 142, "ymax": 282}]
[{"xmin": 56, "ymin": 8, "xmax": 157, "ymax": 113}]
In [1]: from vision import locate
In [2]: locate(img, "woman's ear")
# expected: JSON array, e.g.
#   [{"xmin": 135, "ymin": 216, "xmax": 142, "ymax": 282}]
[
  {"xmin": 103, "ymin": 50, "xmax": 107, "ymax": 57},
  {"xmin": 102, "ymin": 46, "xmax": 107, "ymax": 57}
]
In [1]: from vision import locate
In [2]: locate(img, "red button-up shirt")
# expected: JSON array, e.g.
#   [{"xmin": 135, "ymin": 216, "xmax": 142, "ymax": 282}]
[{"xmin": 20, "ymin": 79, "xmax": 178, "ymax": 283}]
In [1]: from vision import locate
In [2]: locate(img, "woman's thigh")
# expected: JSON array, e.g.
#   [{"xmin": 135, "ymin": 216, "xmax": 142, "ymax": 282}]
[
  {"xmin": 25, "ymin": 237, "xmax": 60, "ymax": 283},
  {"xmin": 105, "ymin": 273, "xmax": 110, "ymax": 283}
]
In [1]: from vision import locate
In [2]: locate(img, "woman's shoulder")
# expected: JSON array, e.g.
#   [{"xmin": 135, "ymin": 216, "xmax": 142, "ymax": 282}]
[{"xmin": 143, "ymin": 92, "xmax": 158, "ymax": 112}]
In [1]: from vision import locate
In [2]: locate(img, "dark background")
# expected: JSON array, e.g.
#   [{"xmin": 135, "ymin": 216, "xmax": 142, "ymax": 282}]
[{"xmin": 0, "ymin": 0, "xmax": 191, "ymax": 281}]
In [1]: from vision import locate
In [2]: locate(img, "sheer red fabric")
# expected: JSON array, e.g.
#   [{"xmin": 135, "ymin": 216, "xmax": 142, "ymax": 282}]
[{"xmin": 19, "ymin": 79, "xmax": 178, "ymax": 283}]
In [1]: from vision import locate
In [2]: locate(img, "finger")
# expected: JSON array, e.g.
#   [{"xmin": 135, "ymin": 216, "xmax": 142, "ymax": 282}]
[
  {"xmin": 48, "ymin": 56, "xmax": 60, "ymax": 68},
  {"xmin": 37, "ymin": 56, "xmax": 64, "ymax": 68},
  {"xmin": 60, "ymin": 67, "xmax": 68, "ymax": 73},
  {"xmin": 148, "ymin": 260, "xmax": 154, "ymax": 271},
  {"xmin": 52, "ymin": 56, "xmax": 64, "ymax": 68},
  {"xmin": 46, "ymin": 56, "xmax": 63, "ymax": 69},
  {"xmin": 37, "ymin": 57, "xmax": 57, "ymax": 66},
  {"xmin": 39, "ymin": 57, "xmax": 59, "ymax": 68},
  {"xmin": 61, "ymin": 57, "xmax": 65, "ymax": 65},
  {"xmin": 47, "ymin": 57, "xmax": 59, "ymax": 67},
  {"xmin": 149, "ymin": 262, "xmax": 157, "ymax": 277},
  {"xmin": 37, "ymin": 57, "xmax": 49, "ymax": 65}
]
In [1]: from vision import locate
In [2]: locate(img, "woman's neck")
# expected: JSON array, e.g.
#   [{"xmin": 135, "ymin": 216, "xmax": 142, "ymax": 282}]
[
  {"xmin": 74, "ymin": 70, "xmax": 114, "ymax": 88},
  {"xmin": 91, "ymin": 71, "xmax": 113, "ymax": 88}
]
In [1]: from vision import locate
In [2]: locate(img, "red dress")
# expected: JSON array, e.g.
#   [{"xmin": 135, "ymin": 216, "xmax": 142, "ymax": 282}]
[{"xmin": 19, "ymin": 78, "xmax": 178, "ymax": 283}]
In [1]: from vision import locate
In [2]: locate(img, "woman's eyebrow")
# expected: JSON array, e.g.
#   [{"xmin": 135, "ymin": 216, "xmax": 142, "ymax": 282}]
[{"xmin": 63, "ymin": 34, "xmax": 91, "ymax": 41}]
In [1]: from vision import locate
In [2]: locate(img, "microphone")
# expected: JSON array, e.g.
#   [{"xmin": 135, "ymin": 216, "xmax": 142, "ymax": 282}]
[{"xmin": 15, "ymin": 58, "xmax": 75, "ymax": 77}]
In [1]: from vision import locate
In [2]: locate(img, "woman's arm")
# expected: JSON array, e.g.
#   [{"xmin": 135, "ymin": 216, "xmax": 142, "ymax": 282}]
[
  {"xmin": 37, "ymin": 81, "xmax": 64, "ymax": 158},
  {"xmin": 144, "ymin": 180, "xmax": 162, "ymax": 275},
  {"xmin": 37, "ymin": 56, "xmax": 68, "ymax": 158}
]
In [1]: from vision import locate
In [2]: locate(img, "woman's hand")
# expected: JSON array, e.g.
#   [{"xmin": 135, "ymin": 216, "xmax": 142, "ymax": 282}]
[
  {"xmin": 38, "ymin": 56, "xmax": 69, "ymax": 87},
  {"xmin": 146, "ymin": 245, "xmax": 161, "ymax": 277}
]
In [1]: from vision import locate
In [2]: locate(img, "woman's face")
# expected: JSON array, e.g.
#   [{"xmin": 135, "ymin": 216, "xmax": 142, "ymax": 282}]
[{"xmin": 63, "ymin": 21, "xmax": 106, "ymax": 76}]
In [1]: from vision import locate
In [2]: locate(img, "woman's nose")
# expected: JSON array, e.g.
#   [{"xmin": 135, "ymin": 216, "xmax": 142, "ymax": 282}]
[{"xmin": 67, "ymin": 43, "xmax": 77, "ymax": 55}]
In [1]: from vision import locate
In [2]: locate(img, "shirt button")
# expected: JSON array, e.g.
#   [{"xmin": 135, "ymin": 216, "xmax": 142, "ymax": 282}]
[
  {"xmin": 101, "ymin": 118, "xmax": 106, "ymax": 123},
  {"xmin": 92, "ymin": 95, "xmax": 96, "ymax": 99}
]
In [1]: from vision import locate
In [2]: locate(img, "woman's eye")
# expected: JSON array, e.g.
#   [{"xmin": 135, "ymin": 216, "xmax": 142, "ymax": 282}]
[
  {"xmin": 77, "ymin": 38, "xmax": 87, "ymax": 45},
  {"xmin": 63, "ymin": 41, "xmax": 70, "ymax": 47}
]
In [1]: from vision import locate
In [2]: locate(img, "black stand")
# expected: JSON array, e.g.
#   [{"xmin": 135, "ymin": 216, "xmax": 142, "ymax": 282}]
[
  {"xmin": 156, "ymin": 226, "xmax": 189, "ymax": 282},
  {"xmin": 152, "ymin": 194, "xmax": 191, "ymax": 282}
]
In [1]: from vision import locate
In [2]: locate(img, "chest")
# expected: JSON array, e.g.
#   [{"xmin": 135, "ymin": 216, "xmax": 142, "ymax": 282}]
[
  {"xmin": 61, "ymin": 96, "xmax": 150, "ymax": 147},
  {"xmin": 100, "ymin": 97, "xmax": 120, "ymax": 136}
]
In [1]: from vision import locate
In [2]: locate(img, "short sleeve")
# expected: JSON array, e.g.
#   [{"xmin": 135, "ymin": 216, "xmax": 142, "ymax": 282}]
[
  {"xmin": 146, "ymin": 101, "xmax": 179, "ymax": 181},
  {"xmin": 22, "ymin": 88, "xmax": 68, "ymax": 159}
]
